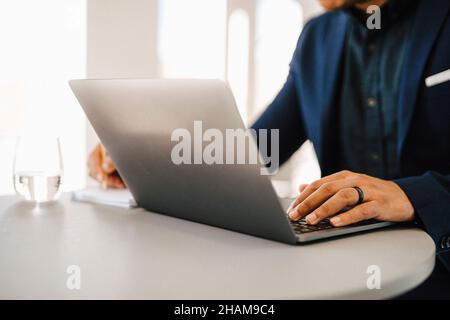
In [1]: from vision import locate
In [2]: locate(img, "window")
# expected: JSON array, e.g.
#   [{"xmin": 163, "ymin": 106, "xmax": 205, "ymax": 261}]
[
  {"xmin": 227, "ymin": 9, "xmax": 250, "ymax": 121},
  {"xmin": 157, "ymin": 0, "xmax": 227, "ymax": 79},
  {"xmin": 253, "ymin": 0, "xmax": 303, "ymax": 119},
  {"xmin": 158, "ymin": 0, "xmax": 322, "ymax": 191},
  {"xmin": 0, "ymin": 1, "xmax": 323, "ymax": 196},
  {"xmin": 0, "ymin": 0, "xmax": 86, "ymax": 195},
  {"xmin": 158, "ymin": 0, "xmax": 304, "ymax": 122}
]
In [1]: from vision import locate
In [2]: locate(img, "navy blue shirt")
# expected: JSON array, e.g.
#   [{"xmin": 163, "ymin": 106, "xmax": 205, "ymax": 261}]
[
  {"xmin": 253, "ymin": 0, "xmax": 450, "ymax": 274},
  {"xmin": 339, "ymin": 0, "xmax": 416, "ymax": 179}
]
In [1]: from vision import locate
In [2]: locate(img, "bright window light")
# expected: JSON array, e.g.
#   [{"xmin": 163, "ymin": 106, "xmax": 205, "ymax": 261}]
[
  {"xmin": 254, "ymin": 0, "xmax": 303, "ymax": 119},
  {"xmin": 227, "ymin": 9, "xmax": 250, "ymax": 123},
  {"xmin": 0, "ymin": 0, "xmax": 86, "ymax": 195},
  {"xmin": 158, "ymin": 0, "xmax": 227, "ymax": 79}
]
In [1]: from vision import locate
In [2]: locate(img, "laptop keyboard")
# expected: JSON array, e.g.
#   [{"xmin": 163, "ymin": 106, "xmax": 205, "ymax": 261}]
[
  {"xmin": 281, "ymin": 198, "xmax": 379, "ymax": 235},
  {"xmin": 290, "ymin": 218, "xmax": 334, "ymax": 234},
  {"xmin": 290, "ymin": 218, "xmax": 382, "ymax": 234}
]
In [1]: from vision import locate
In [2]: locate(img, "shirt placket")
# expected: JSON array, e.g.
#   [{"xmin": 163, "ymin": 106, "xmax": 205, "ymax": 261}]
[{"xmin": 364, "ymin": 36, "xmax": 385, "ymax": 178}]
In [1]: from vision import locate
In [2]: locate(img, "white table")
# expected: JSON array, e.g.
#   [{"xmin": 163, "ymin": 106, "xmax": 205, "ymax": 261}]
[{"xmin": 0, "ymin": 194, "xmax": 436, "ymax": 299}]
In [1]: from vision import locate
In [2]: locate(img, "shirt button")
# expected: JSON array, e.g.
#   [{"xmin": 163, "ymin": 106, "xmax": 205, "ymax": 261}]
[
  {"xmin": 368, "ymin": 43, "xmax": 376, "ymax": 52},
  {"xmin": 367, "ymin": 97, "xmax": 378, "ymax": 108},
  {"xmin": 371, "ymin": 153, "xmax": 381, "ymax": 161}
]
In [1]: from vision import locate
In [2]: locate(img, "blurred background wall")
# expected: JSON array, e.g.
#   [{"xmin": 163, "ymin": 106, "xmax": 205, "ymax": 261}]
[{"xmin": 0, "ymin": 0, "xmax": 324, "ymax": 196}]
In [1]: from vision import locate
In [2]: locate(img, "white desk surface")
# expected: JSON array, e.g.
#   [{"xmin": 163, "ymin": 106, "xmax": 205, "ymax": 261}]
[{"xmin": 0, "ymin": 194, "xmax": 435, "ymax": 299}]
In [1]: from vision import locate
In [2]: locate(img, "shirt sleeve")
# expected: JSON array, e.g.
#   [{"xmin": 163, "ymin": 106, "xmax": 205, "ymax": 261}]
[
  {"xmin": 395, "ymin": 172, "xmax": 450, "ymax": 271},
  {"xmin": 251, "ymin": 69, "xmax": 307, "ymax": 167}
]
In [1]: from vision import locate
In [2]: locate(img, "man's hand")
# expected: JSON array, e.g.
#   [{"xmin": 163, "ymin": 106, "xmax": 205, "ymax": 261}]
[
  {"xmin": 287, "ymin": 170, "xmax": 415, "ymax": 227},
  {"xmin": 88, "ymin": 144, "xmax": 125, "ymax": 189}
]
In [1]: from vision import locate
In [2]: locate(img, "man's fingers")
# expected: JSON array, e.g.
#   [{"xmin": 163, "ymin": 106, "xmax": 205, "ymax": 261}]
[
  {"xmin": 288, "ymin": 171, "xmax": 355, "ymax": 213},
  {"xmin": 286, "ymin": 184, "xmax": 310, "ymax": 213},
  {"xmin": 290, "ymin": 181, "xmax": 348, "ymax": 220},
  {"xmin": 299, "ymin": 184, "xmax": 309, "ymax": 193},
  {"xmin": 330, "ymin": 202, "xmax": 379, "ymax": 227},
  {"xmin": 105, "ymin": 173, "xmax": 125, "ymax": 189},
  {"xmin": 102, "ymin": 156, "xmax": 117, "ymax": 174},
  {"xmin": 87, "ymin": 144, "xmax": 124, "ymax": 189},
  {"xmin": 304, "ymin": 188, "xmax": 360, "ymax": 225},
  {"xmin": 88, "ymin": 146, "xmax": 103, "ymax": 180},
  {"xmin": 289, "ymin": 179, "xmax": 362, "ymax": 221}
]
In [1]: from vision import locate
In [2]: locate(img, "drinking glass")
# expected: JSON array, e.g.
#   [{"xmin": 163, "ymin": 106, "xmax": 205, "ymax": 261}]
[{"xmin": 13, "ymin": 136, "xmax": 64, "ymax": 203}]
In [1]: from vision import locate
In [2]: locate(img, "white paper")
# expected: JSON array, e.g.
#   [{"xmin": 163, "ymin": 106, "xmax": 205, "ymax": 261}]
[{"xmin": 71, "ymin": 188, "xmax": 137, "ymax": 208}]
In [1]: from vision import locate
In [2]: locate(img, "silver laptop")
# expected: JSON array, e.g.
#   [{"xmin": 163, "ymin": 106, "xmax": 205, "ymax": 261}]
[{"xmin": 69, "ymin": 78, "xmax": 392, "ymax": 244}]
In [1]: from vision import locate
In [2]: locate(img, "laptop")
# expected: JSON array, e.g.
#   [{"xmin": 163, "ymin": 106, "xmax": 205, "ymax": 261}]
[{"xmin": 69, "ymin": 78, "xmax": 392, "ymax": 244}]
